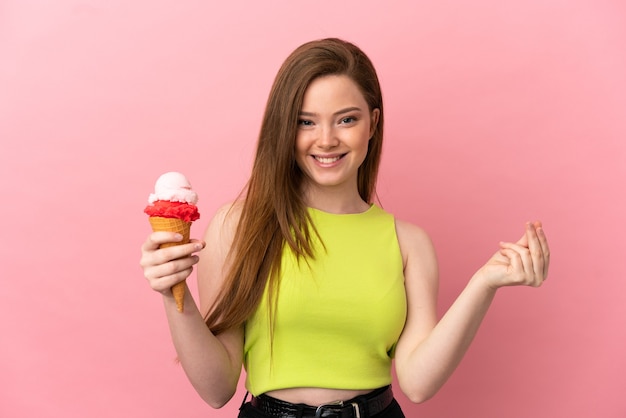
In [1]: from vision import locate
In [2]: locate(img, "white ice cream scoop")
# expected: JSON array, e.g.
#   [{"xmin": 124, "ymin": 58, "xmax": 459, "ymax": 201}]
[{"xmin": 148, "ymin": 171, "xmax": 198, "ymax": 205}]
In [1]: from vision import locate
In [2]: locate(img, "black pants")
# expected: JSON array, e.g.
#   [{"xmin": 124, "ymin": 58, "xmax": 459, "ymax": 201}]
[{"xmin": 238, "ymin": 396, "xmax": 405, "ymax": 418}]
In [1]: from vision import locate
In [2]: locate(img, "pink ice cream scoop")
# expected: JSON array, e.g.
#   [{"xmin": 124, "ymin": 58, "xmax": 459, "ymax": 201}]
[{"xmin": 148, "ymin": 171, "xmax": 199, "ymax": 205}]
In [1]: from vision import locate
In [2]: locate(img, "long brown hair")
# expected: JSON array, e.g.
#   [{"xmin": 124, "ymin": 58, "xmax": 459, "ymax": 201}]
[{"xmin": 205, "ymin": 38, "xmax": 385, "ymax": 335}]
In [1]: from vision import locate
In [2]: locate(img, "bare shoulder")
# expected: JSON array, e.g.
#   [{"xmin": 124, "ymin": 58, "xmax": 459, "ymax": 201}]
[
  {"xmin": 197, "ymin": 200, "xmax": 243, "ymax": 314},
  {"xmin": 205, "ymin": 200, "xmax": 243, "ymax": 239},
  {"xmin": 394, "ymin": 218, "xmax": 437, "ymax": 269}
]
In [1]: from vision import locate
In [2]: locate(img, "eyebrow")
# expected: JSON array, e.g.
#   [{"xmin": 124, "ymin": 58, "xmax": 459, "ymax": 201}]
[{"xmin": 299, "ymin": 106, "xmax": 363, "ymax": 117}]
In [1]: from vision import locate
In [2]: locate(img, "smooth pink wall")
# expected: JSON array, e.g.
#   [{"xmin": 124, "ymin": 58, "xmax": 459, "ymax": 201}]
[{"xmin": 1, "ymin": 1, "xmax": 625, "ymax": 417}]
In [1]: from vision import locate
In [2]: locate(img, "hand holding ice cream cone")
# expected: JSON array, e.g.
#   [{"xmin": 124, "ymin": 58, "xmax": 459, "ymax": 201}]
[{"xmin": 144, "ymin": 172, "xmax": 200, "ymax": 312}]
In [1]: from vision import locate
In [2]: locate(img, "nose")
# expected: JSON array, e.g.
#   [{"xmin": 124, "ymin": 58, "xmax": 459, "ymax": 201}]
[{"xmin": 318, "ymin": 125, "xmax": 339, "ymax": 149}]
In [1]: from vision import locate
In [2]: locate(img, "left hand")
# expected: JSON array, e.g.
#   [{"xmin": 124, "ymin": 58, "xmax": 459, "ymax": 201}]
[{"xmin": 476, "ymin": 221, "xmax": 551, "ymax": 290}]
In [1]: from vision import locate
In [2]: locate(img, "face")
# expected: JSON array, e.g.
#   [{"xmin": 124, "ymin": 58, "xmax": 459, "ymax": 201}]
[{"xmin": 295, "ymin": 75, "xmax": 379, "ymax": 198}]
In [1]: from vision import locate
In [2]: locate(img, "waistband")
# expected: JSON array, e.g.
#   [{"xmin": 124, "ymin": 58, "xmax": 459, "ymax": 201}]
[{"xmin": 249, "ymin": 385, "xmax": 394, "ymax": 418}]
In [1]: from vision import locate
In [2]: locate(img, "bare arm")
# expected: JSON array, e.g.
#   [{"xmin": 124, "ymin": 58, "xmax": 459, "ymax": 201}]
[
  {"xmin": 140, "ymin": 203, "xmax": 244, "ymax": 408},
  {"xmin": 394, "ymin": 221, "xmax": 550, "ymax": 403}
]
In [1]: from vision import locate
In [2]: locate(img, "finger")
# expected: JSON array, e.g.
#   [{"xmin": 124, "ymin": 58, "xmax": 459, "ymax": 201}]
[
  {"xmin": 148, "ymin": 265, "xmax": 195, "ymax": 294},
  {"xmin": 145, "ymin": 254, "xmax": 199, "ymax": 283},
  {"xmin": 158, "ymin": 254, "xmax": 200, "ymax": 276},
  {"xmin": 525, "ymin": 222, "xmax": 545, "ymax": 281},
  {"xmin": 515, "ymin": 229, "xmax": 528, "ymax": 247},
  {"xmin": 142, "ymin": 231, "xmax": 184, "ymax": 252},
  {"xmin": 152, "ymin": 241, "xmax": 204, "ymax": 266},
  {"xmin": 498, "ymin": 248, "xmax": 523, "ymax": 284},
  {"xmin": 499, "ymin": 242, "xmax": 533, "ymax": 284},
  {"xmin": 534, "ymin": 222, "xmax": 550, "ymax": 279},
  {"xmin": 140, "ymin": 239, "xmax": 203, "ymax": 273},
  {"xmin": 189, "ymin": 239, "xmax": 207, "ymax": 250}
]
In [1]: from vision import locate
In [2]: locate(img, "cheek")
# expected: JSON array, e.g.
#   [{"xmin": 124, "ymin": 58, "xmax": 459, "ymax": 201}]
[
  {"xmin": 294, "ymin": 136, "xmax": 305, "ymax": 157},
  {"xmin": 294, "ymin": 137, "xmax": 308, "ymax": 167},
  {"xmin": 357, "ymin": 130, "xmax": 372, "ymax": 151}
]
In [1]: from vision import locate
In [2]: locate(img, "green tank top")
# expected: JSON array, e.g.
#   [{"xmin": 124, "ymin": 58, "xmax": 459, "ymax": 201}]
[{"xmin": 243, "ymin": 204, "xmax": 407, "ymax": 396}]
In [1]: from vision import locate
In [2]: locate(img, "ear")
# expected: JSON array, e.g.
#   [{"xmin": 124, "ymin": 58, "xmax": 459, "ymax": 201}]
[{"xmin": 369, "ymin": 108, "xmax": 380, "ymax": 138}]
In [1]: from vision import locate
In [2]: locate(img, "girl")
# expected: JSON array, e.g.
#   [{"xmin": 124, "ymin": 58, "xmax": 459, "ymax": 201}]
[{"xmin": 140, "ymin": 38, "xmax": 550, "ymax": 418}]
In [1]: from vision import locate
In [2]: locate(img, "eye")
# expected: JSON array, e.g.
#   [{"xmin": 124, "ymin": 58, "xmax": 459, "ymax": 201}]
[
  {"xmin": 298, "ymin": 119, "xmax": 314, "ymax": 126},
  {"xmin": 340, "ymin": 116, "xmax": 357, "ymax": 124}
]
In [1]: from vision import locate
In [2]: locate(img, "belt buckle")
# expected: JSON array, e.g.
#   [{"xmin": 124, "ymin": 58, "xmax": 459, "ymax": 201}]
[{"xmin": 314, "ymin": 401, "xmax": 361, "ymax": 418}]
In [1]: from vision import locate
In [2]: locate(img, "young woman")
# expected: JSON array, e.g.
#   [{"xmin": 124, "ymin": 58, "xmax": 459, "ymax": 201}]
[{"xmin": 140, "ymin": 38, "xmax": 550, "ymax": 418}]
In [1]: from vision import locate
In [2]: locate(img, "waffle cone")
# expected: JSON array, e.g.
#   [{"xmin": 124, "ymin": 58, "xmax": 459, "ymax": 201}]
[{"xmin": 148, "ymin": 216, "xmax": 192, "ymax": 312}]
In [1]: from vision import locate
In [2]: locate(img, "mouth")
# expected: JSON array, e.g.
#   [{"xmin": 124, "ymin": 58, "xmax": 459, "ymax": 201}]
[{"xmin": 312, "ymin": 154, "xmax": 346, "ymax": 164}]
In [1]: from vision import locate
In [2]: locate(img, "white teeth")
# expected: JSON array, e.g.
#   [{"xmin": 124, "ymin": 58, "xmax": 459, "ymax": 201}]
[{"xmin": 314, "ymin": 156, "xmax": 341, "ymax": 163}]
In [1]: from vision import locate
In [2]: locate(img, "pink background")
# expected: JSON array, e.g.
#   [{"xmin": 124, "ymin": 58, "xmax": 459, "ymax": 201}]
[{"xmin": 1, "ymin": 1, "xmax": 625, "ymax": 417}]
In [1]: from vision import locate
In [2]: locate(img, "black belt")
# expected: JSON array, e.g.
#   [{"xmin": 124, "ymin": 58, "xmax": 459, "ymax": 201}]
[{"xmin": 249, "ymin": 385, "xmax": 394, "ymax": 418}]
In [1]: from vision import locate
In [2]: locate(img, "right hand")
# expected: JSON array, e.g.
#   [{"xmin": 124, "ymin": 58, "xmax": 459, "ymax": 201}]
[{"xmin": 139, "ymin": 231, "xmax": 206, "ymax": 295}]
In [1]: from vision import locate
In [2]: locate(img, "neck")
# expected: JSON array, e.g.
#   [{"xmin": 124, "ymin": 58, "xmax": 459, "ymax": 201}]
[{"xmin": 302, "ymin": 183, "xmax": 370, "ymax": 214}]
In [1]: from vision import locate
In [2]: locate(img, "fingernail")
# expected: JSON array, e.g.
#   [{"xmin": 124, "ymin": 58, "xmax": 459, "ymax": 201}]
[{"xmin": 174, "ymin": 234, "xmax": 183, "ymax": 241}]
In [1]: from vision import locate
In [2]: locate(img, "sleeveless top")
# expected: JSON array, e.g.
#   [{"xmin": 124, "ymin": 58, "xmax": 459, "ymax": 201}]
[{"xmin": 243, "ymin": 204, "xmax": 407, "ymax": 396}]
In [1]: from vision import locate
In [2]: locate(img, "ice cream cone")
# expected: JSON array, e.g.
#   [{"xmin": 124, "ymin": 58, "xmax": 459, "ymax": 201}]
[{"xmin": 148, "ymin": 216, "xmax": 191, "ymax": 312}]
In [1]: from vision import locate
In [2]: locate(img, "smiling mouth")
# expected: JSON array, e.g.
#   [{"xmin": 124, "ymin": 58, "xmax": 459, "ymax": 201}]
[{"xmin": 313, "ymin": 154, "xmax": 345, "ymax": 164}]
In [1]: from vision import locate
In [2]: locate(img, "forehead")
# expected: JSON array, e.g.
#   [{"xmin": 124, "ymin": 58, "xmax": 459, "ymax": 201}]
[{"xmin": 301, "ymin": 75, "xmax": 367, "ymax": 110}]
